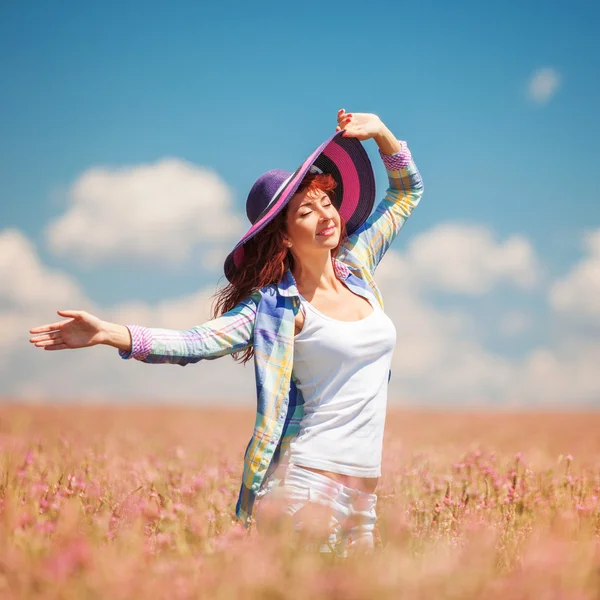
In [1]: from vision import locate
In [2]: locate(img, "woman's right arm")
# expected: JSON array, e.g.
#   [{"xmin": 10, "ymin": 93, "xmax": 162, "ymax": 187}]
[{"xmin": 29, "ymin": 291, "xmax": 262, "ymax": 366}]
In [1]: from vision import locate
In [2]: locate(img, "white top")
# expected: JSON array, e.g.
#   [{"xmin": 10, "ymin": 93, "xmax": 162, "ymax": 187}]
[{"xmin": 289, "ymin": 290, "xmax": 397, "ymax": 477}]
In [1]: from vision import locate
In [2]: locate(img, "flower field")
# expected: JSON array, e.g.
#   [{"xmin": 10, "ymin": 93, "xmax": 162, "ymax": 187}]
[{"xmin": 1, "ymin": 404, "xmax": 599, "ymax": 599}]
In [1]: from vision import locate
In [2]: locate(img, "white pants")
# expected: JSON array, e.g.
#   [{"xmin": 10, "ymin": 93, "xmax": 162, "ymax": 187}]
[{"xmin": 254, "ymin": 464, "xmax": 378, "ymax": 556}]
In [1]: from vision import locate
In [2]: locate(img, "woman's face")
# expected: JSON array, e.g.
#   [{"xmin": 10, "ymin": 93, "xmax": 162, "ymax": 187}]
[{"xmin": 284, "ymin": 187, "xmax": 341, "ymax": 259}]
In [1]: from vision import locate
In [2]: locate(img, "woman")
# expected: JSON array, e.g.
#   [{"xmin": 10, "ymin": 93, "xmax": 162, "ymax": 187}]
[{"xmin": 30, "ymin": 109, "xmax": 424, "ymax": 555}]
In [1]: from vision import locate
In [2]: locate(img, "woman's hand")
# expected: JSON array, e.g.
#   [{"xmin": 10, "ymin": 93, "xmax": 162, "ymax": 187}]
[
  {"xmin": 336, "ymin": 108, "xmax": 402, "ymax": 155},
  {"xmin": 30, "ymin": 310, "xmax": 106, "ymax": 351},
  {"xmin": 336, "ymin": 109, "xmax": 384, "ymax": 141}
]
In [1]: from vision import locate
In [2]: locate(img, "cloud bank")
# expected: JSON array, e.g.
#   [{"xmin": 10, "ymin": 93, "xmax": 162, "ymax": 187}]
[
  {"xmin": 45, "ymin": 159, "xmax": 244, "ymax": 266},
  {"xmin": 550, "ymin": 230, "xmax": 600, "ymax": 318}
]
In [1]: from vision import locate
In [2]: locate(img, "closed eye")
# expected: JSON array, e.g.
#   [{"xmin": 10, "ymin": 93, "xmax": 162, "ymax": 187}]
[{"xmin": 298, "ymin": 196, "xmax": 331, "ymax": 217}]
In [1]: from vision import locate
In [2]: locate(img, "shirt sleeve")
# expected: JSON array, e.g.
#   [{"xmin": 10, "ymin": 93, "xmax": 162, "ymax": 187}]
[
  {"xmin": 339, "ymin": 140, "xmax": 424, "ymax": 274},
  {"xmin": 118, "ymin": 291, "xmax": 261, "ymax": 365}
]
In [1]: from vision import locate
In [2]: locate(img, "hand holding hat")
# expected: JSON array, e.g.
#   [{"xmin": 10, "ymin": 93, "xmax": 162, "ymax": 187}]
[{"xmin": 336, "ymin": 109, "xmax": 384, "ymax": 141}]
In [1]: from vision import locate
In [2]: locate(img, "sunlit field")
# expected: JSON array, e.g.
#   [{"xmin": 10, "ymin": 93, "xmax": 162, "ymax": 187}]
[{"xmin": 1, "ymin": 405, "xmax": 599, "ymax": 599}]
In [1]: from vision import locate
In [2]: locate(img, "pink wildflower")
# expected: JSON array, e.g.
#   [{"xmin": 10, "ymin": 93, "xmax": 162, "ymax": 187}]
[
  {"xmin": 44, "ymin": 537, "xmax": 91, "ymax": 581},
  {"xmin": 155, "ymin": 532, "xmax": 173, "ymax": 548},
  {"xmin": 17, "ymin": 512, "xmax": 33, "ymax": 529}
]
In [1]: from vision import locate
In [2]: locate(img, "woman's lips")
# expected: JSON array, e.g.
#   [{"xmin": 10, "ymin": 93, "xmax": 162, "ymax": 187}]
[{"xmin": 317, "ymin": 225, "xmax": 336, "ymax": 237}]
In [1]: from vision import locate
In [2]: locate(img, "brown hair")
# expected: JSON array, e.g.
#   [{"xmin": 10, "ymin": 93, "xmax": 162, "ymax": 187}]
[{"xmin": 212, "ymin": 172, "xmax": 347, "ymax": 364}]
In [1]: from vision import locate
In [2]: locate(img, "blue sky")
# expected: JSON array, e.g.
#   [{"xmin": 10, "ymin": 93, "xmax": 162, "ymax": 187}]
[{"xmin": 1, "ymin": 0, "xmax": 599, "ymax": 405}]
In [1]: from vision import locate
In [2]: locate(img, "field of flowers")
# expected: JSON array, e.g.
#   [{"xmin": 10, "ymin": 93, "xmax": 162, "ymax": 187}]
[{"xmin": 1, "ymin": 404, "xmax": 599, "ymax": 599}]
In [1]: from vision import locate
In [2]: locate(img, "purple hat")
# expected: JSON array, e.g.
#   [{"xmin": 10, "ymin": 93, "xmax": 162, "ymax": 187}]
[{"xmin": 224, "ymin": 130, "xmax": 375, "ymax": 282}]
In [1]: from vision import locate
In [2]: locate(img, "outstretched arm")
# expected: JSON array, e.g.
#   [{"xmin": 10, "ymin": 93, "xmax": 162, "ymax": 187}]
[{"xmin": 29, "ymin": 291, "xmax": 261, "ymax": 366}]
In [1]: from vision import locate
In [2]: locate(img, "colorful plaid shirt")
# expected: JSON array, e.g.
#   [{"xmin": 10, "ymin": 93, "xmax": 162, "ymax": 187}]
[{"xmin": 120, "ymin": 141, "xmax": 424, "ymax": 527}]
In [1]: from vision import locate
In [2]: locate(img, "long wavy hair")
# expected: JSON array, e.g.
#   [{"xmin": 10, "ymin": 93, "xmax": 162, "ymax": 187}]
[{"xmin": 212, "ymin": 172, "xmax": 347, "ymax": 364}]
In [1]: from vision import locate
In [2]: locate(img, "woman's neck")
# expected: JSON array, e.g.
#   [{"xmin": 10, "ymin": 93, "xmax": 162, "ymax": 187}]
[{"xmin": 292, "ymin": 252, "xmax": 340, "ymax": 296}]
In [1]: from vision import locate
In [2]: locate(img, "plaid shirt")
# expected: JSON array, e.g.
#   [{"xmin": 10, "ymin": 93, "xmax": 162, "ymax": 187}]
[{"xmin": 120, "ymin": 141, "xmax": 424, "ymax": 527}]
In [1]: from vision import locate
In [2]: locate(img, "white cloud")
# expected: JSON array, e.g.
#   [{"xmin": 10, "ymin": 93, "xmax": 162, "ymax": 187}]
[
  {"xmin": 0, "ymin": 229, "xmax": 86, "ymax": 310},
  {"xmin": 527, "ymin": 67, "xmax": 561, "ymax": 104},
  {"xmin": 108, "ymin": 287, "xmax": 217, "ymax": 331},
  {"xmin": 374, "ymin": 224, "xmax": 598, "ymax": 406},
  {"xmin": 199, "ymin": 245, "xmax": 233, "ymax": 272},
  {"xmin": 508, "ymin": 342, "xmax": 600, "ymax": 406},
  {"xmin": 379, "ymin": 272, "xmax": 600, "ymax": 406},
  {"xmin": 497, "ymin": 310, "xmax": 533, "ymax": 338},
  {"xmin": 376, "ymin": 247, "xmax": 514, "ymax": 404},
  {"xmin": 380, "ymin": 223, "xmax": 539, "ymax": 295},
  {"xmin": 0, "ymin": 229, "xmax": 92, "ymax": 363},
  {"xmin": 375, "ymin": 252, "xmax": 465, "ymax": 376},
  {"xmin": 45, "ymin": 159, "xmax": 244, "ymax": 265},
  {"xmin": 549, "ymin": 229, "xmax": 600, "ymax": 318}
]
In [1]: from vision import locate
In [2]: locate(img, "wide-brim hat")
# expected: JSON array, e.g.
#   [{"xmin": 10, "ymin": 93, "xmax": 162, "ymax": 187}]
[{"xmin": 224, "ymin": 130, "xmax": 375, "ymax": 282}]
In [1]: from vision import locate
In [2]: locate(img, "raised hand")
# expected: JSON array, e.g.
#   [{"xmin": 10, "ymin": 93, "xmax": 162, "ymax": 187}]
[
  {"xmin": 29, "ymin": 310, "xmax": 105, "ymax": 351},
  {"xmin": 336, "ymin": 109, "xmax": 384, "ymax": 141}
]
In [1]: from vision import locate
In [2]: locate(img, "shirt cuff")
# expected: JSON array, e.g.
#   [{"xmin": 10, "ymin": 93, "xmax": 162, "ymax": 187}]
[
  {"xmin": 379, "ymin": 140, "xmax": 411, "ymax": 170},
  {"xmin": 118, "ymin": 325, "xmax": 153, "ymax": 361}
]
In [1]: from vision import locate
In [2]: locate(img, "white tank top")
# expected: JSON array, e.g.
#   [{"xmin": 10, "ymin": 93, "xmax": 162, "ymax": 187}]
[{"xmin": 289, "ymin": 290, "xmax": 397, "ymax": 478}]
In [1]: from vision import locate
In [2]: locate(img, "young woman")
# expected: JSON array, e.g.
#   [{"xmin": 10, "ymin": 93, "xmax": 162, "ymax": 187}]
[{"xmin": 30, "ymin": 109, "xmax": 424, "ymax": 555}]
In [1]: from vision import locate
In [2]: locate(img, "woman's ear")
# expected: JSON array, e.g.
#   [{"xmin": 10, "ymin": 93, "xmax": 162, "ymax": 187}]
[{"xmin": 281, "ymin": 231, "xmax": 292, "ymax": 247}]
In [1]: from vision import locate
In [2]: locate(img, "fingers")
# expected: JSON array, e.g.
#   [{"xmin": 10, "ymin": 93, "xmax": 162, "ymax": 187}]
[
  {"xmin": 34, "ymin": 338, "xmax": 64, "ymax": 348},
  {"xmin": 30, "ymin": 329, "xmax": 68, "ymax": 350},
  {"xmin": 30, "ymin": 331, "xmax": 65, "ymax": 348},
  {"xmin": 30, "ymin": 310, "xmax": 81, "ymax": 334},
  {"xmin": 30, "ymin": 331, "xmax": 61, "ymax": 344},
  {"xmin": 29, "ymin": 321, "xmax": 66, "ymax": 334},
  {"xmin": 336, "ymin": 108, "xmax": 352, "ymax": 131}
]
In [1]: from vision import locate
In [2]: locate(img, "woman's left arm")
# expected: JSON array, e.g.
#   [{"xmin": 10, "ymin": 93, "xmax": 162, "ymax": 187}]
[
  {"xmin": 337, "ymin": 110, "xmax": 424, "ymax": 274},
  {"xmin": 117, "ymin": 291, "xmax": 261, "ymax": 365}
]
